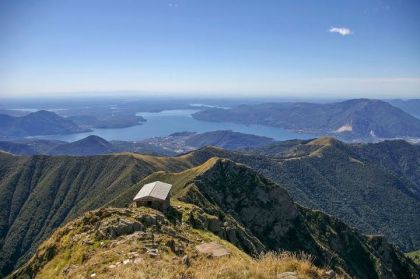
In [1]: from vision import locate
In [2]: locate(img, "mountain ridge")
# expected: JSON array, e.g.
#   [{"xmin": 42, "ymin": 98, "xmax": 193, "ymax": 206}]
[
  {"xmin": 8, "ymin": 207, "xmax": 338, "ymax": 279},
  {"xmin": 192, "ymin": 99, "xmax": 420, "ymax": 140},
  {"xmin": 185, "ymin": 138, "xmax": 420, "ymax": 251},
  {"xmin": 1, "ymin": 138, "xmax": 420, "ymax": 276},
  {"xmin": 0, "ymin": 110, "xmax": 90, "ymax": 138},
  {"xmin": 0, "ymin": 151, "xmax": 208, "ymax": 276},
  {"xmin": 0, "ymin": 131, "xmax": 275, "ymax": 156},
  {"xmin": 10, "ymin": 158, "xmax": 419, "ymax": 278}
]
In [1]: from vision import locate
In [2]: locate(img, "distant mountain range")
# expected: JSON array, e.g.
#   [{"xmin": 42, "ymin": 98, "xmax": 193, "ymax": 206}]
[
  {"xmin": 193, "ymin": 99, "xmax": 420, "ymax": 140},
  {"xmin": 388, "ymin": 99, "xmax": 420, "ymax": 119},
  {"xmin": 0, "ymin": 110, "xmax": 89, "ymax": 138},
  {"xmin": 2, "ymin": 98, "xmax": 419, "ymax": 142},
  {"xmin": 0, "ymin": 135, "xmax": 173, "ymax": 156},
  {"xmin": 0, "ymin": 131, "xmax": 275, "ymax": 156},
  {"xmin": 67, "ymin": 113, "xmax": 146, "ymax": 129}
]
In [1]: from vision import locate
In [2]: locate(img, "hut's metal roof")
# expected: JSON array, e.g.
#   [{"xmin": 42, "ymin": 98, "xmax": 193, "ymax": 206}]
[{"xmin": 133, "ymin": 181, "xmax": 172, "ymax": 201}]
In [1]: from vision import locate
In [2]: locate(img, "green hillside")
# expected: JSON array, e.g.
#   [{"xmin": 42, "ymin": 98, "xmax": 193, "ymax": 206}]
[
  {"xmin": 0, "ymin": 151, "xmax": 207, "ymax": 277},
  {"xmin": 1, "ymin": 138, "xmax": 420, "ymax": 277},
  {"xmin": 196, "ymin": 138, "xmax": 420, "ymax": 252},
  {"xmin": 185, "ymin": 130, "xmax": 275, "ymax": 149},
  {"xmin": 11, "ymin": 158, "xmax": 419, "ymax": 279}
]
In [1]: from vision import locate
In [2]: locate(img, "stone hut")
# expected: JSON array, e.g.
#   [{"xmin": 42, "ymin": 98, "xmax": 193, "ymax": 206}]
[{"xmin": 133, "ymin": 181, "xmax": 172, "ymax": 212}]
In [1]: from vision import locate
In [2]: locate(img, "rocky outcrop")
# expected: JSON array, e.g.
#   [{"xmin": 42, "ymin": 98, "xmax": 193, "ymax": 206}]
[{"xmin": 9, "ymin": 207, "xmax": 337, "ymax": 279}]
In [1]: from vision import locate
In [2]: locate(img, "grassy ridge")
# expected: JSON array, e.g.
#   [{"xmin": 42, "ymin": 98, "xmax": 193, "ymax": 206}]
[
  {"xmin": 0, "ymin": 152, "xmax": 204, "ymax": 277},
  {"xmin": 10, "ymin": 207, "xmax": 334, "ymax": 279}
]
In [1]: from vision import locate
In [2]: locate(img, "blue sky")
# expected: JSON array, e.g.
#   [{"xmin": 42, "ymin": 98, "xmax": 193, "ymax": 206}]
[{"xmin": 0, "ymin": 0, "xmax": 419, "ymax": 98}]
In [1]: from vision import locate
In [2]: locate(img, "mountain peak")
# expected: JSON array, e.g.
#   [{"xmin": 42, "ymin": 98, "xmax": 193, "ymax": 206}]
[
  {"xmin": 49, "ymin": 135, "xmax": 113, "ymax": 156},
  {"xmin": 27, "ymin": 110, "xmax": 63, "ymax": 120},
  {"xmin": 78, "ymin": 135, "xmax": 110, "ymax": 144},
  {"xmin": 0, "ymin": 110, "xmax": 89, "ymax": 138},
  {"xmin": 10, "ymin": 207, "xmax": 334, "ymax": 279},
  {"xmin": 191, "ymin": 156, "xmax": 234, "ymax": 175},
  {"xmin": 31, "ymin": 109, "xmax": 56, "ymax": 115},
  {"xmin": 307, "ymin": 137, "xmax": 342, "ymax": 147}
]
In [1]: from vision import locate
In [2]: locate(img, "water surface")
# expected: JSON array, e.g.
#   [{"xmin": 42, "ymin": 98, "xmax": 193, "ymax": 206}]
[{"xmin": 33, "ymin": 109, "xmax": 315, "ymax": 142}]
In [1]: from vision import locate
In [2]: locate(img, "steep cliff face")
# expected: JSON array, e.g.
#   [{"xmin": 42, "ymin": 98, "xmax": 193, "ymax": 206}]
[{"xmin": 178, "ymin": 159, "xmax": 306, "ymax": 252}]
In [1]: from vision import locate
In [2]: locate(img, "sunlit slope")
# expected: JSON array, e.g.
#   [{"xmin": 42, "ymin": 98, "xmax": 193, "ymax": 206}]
[
  {"xmin": 0, "ymin": 151, "xmax": 206, "ymax": 277},
  {"xmin": 10, "ymin": 207, "xmax": 333, "ymax": 279}
]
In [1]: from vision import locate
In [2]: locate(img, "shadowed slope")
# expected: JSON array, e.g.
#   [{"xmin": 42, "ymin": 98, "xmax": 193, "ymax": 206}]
[{"xmin": 201, "ymin": 139, "xmax": 420, "ymax": 252}]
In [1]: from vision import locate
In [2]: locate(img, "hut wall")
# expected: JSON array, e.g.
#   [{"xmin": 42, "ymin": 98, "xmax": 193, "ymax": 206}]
[{"xmin": 135, "ymin": 197, "xmax": 170, "ymax": 212}]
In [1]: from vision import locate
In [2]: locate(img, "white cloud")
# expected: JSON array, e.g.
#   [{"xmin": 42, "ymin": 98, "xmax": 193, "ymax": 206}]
[{"xmin": 329, "ymin": 27, "xmax": 353, "ymax": 36}]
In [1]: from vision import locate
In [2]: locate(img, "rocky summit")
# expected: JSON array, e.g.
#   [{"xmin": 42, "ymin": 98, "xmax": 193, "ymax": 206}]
[{"xmin": 10, "ymin": 207, "xmax": 334, "ymax": 279}]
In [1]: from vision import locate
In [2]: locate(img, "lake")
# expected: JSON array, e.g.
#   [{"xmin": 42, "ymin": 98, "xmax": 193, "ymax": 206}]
[{"xmin": 33, "ymin": 109, "xmax": 315, "ymax": 142}]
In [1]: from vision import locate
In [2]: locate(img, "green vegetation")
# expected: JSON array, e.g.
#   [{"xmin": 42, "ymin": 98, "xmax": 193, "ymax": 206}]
[
  {"xmin": 2, "ymin": 138, "xmax": 420, "ymax": 277},
  {"xmin": 185, "ymin": 130, "xmax": 275, "ymax": 149},
  {"xmin": 10, "ymin": 158, "xmax": 419, "ymax": 278},
  {"xmin": 212, "ymin": 138, "xmax": 420, "ymax": 252},
  {"xmin": 48, "ymin": 135, "xmax": 114, "ymax": 156},
  {"xmin": 407, "ymin": 250, "xmax": 420, "ymax": 265},
  {"xmin": 10, "ymin": 207, "xmax": 334, "ymax": 279},
  {"xmin": 0, "ymin": 151, "xmax": 205, "ymax": 277},
  {"xmin": 0, "ymin": 136, "xmax": 176, "ymax": 156}
]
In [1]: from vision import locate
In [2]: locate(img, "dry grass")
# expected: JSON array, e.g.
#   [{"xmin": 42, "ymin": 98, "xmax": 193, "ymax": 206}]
[
  {"xmin": 103, "ymin": 252, "xmax": 334, "ymax": 279},
  {"xmin": 18, "ymin": 207, "xmax": 345, "ymax": 279},
  {"xmin": 184, "ymin": 252, "xmax": 327, "ymax": 279}
]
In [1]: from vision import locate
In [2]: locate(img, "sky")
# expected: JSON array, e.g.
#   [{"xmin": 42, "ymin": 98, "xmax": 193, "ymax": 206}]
[{"xmin": 0, "ymin": 0, "xmax": 419, "ymax": 98}]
